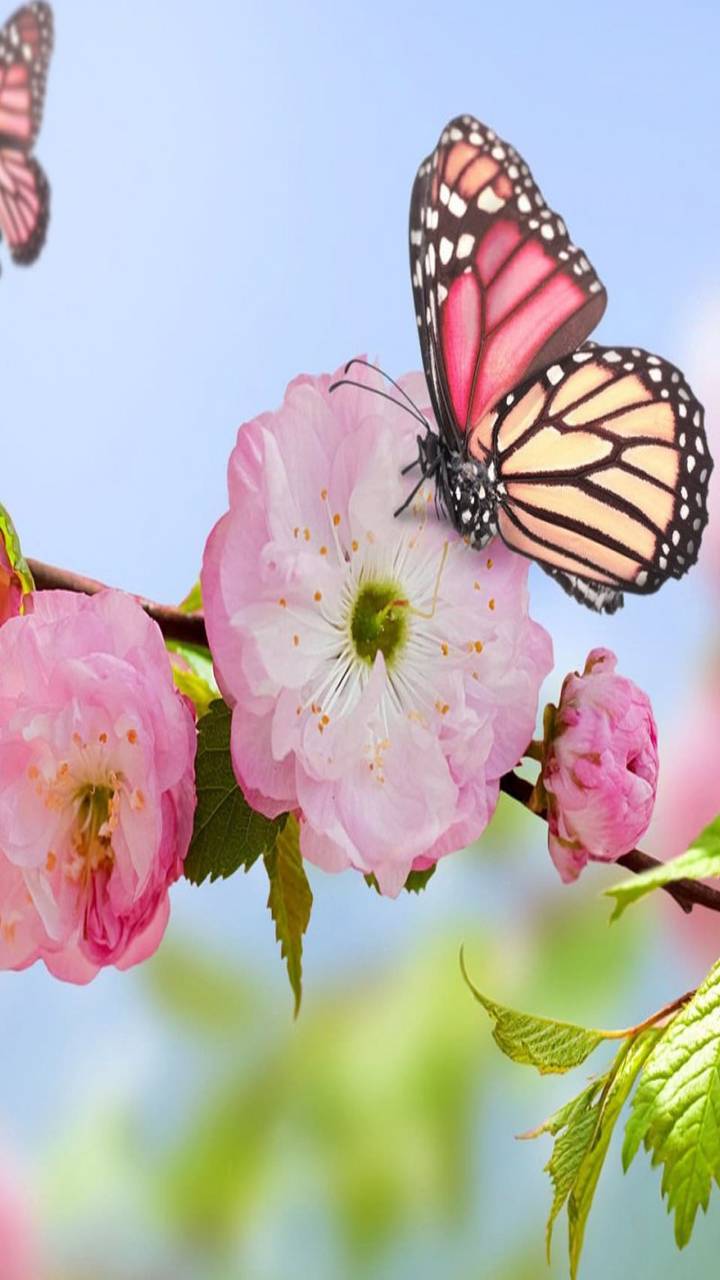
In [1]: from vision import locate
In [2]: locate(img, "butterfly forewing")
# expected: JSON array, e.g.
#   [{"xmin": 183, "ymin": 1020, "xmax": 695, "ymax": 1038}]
[
  {"xmin": 487, "ymin": 343, "xmax": 711, "ymax": 597},
  {"xmin": 0, "ymin": 2, "xmax": 52, "ymax": 263},
  {"xmin": 410, "ymin": 115, "xmax": 607, "ymax": 452}
]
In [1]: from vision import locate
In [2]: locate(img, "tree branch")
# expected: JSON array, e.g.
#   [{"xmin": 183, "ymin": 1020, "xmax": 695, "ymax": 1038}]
[
  {"xmin": 500, "ymin": 771, "xmax": 720, "ymax": 916},
  {"xmin": 26, "ymin": 560, "xmax": 720, "ymax": 916},
  {"xmin": 27, "ymin": 559, "xmax": 209, "ymax": 648}
]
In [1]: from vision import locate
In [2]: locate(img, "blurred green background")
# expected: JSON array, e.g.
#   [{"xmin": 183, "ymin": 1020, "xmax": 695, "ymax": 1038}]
[{"xmin": 6, "ymin": 789, "xmax": 718, "ymax": 1280}]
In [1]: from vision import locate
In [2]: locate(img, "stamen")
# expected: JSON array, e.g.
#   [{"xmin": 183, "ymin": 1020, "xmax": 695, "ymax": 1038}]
[{"xmin": 404, "ymin": 542, "xmax": 449, "ymax": 621}]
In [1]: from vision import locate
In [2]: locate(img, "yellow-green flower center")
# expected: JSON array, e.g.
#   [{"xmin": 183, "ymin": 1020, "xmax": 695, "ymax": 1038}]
[
  {"xmin": 72, "ymin": 782, "xmax": 117, "ymax": 875},
  {"xmin": 350, "ymin": 580, "xmax": 408, "ymax": 668}
]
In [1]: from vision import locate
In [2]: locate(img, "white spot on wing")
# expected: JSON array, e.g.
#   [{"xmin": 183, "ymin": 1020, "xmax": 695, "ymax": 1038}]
[{"xmin": 477, "ymin": 186, "xmax": 505, "ymax": 213}]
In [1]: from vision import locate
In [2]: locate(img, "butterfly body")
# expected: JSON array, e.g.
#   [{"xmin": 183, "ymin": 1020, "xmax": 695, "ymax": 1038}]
[
  {"xmin": 414, "ymin": 429, "xmax": 498, "ymax": 547},
  {"xmin": 407, "ymin": 115, "xmax": 712, "ymax": 612}
]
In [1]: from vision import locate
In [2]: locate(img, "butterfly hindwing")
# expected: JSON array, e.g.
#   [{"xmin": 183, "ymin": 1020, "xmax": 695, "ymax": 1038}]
[
  {"xmin": 485, "ymin": 343, "xmax": 711, "ymax": 598},
  {"xmin": 536, "ymin": 566, "xmax": 624, "ymax": 615},
  {"xmin": 0, "ymin": 3, "xmax": 52, "ymax": 264},
  {"xmin": 410, "ymin": 115, "xmax": 607, "ymax": 452}
]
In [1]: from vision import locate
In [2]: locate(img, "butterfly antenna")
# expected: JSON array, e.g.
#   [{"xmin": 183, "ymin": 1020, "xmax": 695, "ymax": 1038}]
[
  {"xmin": 328, "ymin": 377, "xmax": 428, "ymax": 430},
  {"xmin": 343, "ymin": 358, "xmax": 427, "ymax": 419}
]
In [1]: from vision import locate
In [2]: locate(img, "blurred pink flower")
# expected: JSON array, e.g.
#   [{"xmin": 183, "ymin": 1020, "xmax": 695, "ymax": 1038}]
[
  {"xmin": 684, "ymin": 298, "xmax": 720, "ymax": 585},
  {"xmin": 202, "ymin": 364, "xmax": 553, "ymax": 896},
  {"xmin": 542, "ymin": 648, "xmax": 658, "ymax": 883},
  {"xmin": 649, "ymin": 671, "xmax": 720, "ymax": 967},
  {"xmin": 0, "ymin": 1152, "xmax": 40, "ymax": 1280},
  {"xmin": 0, "ymin": 590, "xmax": 196, "ymax": 982}
]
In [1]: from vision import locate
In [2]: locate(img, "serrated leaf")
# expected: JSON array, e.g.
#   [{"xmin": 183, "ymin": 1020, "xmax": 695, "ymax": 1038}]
[
  {"xmin": 567, "ymin": 1029, "xmax": 659, "ymax": 1277},
  {"xmin": 606, "ymin": 815, "xmax": 720, "ymax": 920},
  {"xmin": 524, "ymin": 1031, "xmax": 659, "ymax": 1274},
  {"xmin": 264, "ymin": 815, "xmax": 313, "ymax": 1016},
  {"xmin": 404, "ymin": 865, "xmax": 436, "ymax": 893},
  {"xmin": 184, "ymin": 699, "xmax": 286, "ymax": 885},
  {"xmin": 460, "ymin": 949, "xmax": 608, "ymax": 1074},
  {"xmin": 623, "ymin": 960, "xmax": 720, "ymax": 1247},
  {"xmin": 542, "ymin": 1078, "xmax": 608, "ymax": 1258}
]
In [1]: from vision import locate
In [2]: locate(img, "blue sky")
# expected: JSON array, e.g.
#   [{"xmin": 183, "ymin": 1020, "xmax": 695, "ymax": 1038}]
[{"xmin": 1, "ymin": 2, "xmax": 719, "ymax": 1274}]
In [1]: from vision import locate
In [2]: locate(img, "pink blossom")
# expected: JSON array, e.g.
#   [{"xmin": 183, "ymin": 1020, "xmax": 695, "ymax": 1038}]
[
  {"xmin": 0, "ymin": 590, "xmax": 196, "ymax": 982},
  {"xmin": 649, "ymin": 673, "xmax": 720, "ymax": 967},
  {"xmin": 202, "ymin": 363, "xmax": 553, "ymax": 896},
  {"xmin": 542, "ymin": 648, "xmax": 659, "ymax": 882}
]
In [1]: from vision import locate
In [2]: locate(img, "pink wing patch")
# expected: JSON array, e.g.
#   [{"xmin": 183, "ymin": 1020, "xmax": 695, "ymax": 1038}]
[
  {"xmin": 0, "ymin": 4, "xmax": 53, "ymax": 264},
  {"xmin": 410, "ymin": 115, "xmax": 607, "ymax": 450},
  {"xmin": 0, "ymin": 146, "xmax": 48, "ymax": 261},
  {"xmin": 0, "ymin": 61, "xmax": 32, "ymax": 142}
]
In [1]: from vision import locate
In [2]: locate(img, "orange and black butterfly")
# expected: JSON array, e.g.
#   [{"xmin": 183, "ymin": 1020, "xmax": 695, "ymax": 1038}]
[
  {"xmin": 404, "ymin": 114, "xmax": 712, "ymax": 613},
  {"xmin": 0, "ymin": 3, "xmax": 53, "ymax": 266}
]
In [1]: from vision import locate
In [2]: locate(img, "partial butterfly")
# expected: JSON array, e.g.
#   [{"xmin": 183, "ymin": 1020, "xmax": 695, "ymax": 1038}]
[
  {"xmin": 404, "ymin": 114, "xmax": 711, "ymax": 613},
  {"xmin": 0, "ymin": 3, "xmax": 53, "ymax": 267}
]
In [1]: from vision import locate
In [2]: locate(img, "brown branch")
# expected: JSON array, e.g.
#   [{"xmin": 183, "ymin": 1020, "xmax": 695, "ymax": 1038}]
[
  {"xmin": 27, "ymin": 559, "xmax": 209, "ymax": 649},
  {"xmin": 500, "ymin": 770, "xmax": 720, "ymax": 917},
  {"xmin": 25, "ymin": 559, "xmax": 720, "ymax": 917},
  {"xmin": 604, "ymin": 988, "xmax": 696, "ymax": 1040}
]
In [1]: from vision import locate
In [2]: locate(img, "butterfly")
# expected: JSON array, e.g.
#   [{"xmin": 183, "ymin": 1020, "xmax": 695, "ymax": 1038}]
[
  {"xmin": 0, "ymin": 3, "xmax": 53, "ymax": 267},
  {"xmin": 404, "ymin": 114, "xmax": 712, "ymax": 613}
]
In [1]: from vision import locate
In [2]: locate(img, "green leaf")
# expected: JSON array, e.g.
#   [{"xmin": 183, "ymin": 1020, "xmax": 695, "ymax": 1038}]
[
  {"xmin": 364, "ymin": 864, "xmax": 437, "ymax": 895},
  {"xmin": 460, "ymin": 949, "xmax": 609, "ymax": 1074},
  {"xmin": 184, "ymin": 699, "xmax": 286, "ymax": 885},
  {"xmin": 0, "ymin": 503, "xmax": 32, "ymax": 599},
  {"xmin": 525, "ymin": 1031, "xmax": 659, "ymax": 1275},
  {"xmin": 178, "ymin": 579, "xmax": 203, "ymax": 613},
  {"xmin": 166, "ymin": 639, "xmax": 218, "ymax": 690},
  {"xmin": 404, "ymin": 865, "xmax": 436, "ymax": 893},
  {"xmin": 264, "ymin": 815, "xmax": 313, "ymax": 1016},
  {"xmin": 606, "ymin": 815, "xmax": 720, "ymax": 920},
  {"xmin": 170, "ymin": 666, "xmax": 216, "ymax": 720},
  {"xmin": 567, "ymin": 1030, "xmax": 659, "ymax": 1277},
  {"xmin": 623, "ymin": 960, "xmax": 720, "ymax": 1247},
  {"xmin": 538, "ymin": 1077, "xmax": 609, "ymax": 1258}
]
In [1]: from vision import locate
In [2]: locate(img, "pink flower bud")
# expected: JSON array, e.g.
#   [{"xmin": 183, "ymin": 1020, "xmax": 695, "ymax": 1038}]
[{"xmin": 541, "ymin": 648, "xmax": 658, "ymax": 883}]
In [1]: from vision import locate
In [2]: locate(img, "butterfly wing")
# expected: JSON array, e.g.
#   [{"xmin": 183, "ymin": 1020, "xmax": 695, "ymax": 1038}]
[
  {"xmin": 410, "ymin": 115, "xmax": 607, "ymax": 453},
  {"xmin": 0, "ymin": 3, "xmax": 52, "ymax": 263},
  {"xmin": 482, "ymin": 343, "xmax": 711, "ymax": 610}
]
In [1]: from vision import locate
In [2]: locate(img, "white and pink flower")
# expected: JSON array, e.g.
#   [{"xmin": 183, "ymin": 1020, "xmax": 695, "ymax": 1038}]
[
  {"xmin": 202, "ymin": 364, "xmax": 553, "ymax": 895},
  {"xmin": 0, "ymin": 590, "xmax": 196, "ymax": 982}
]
